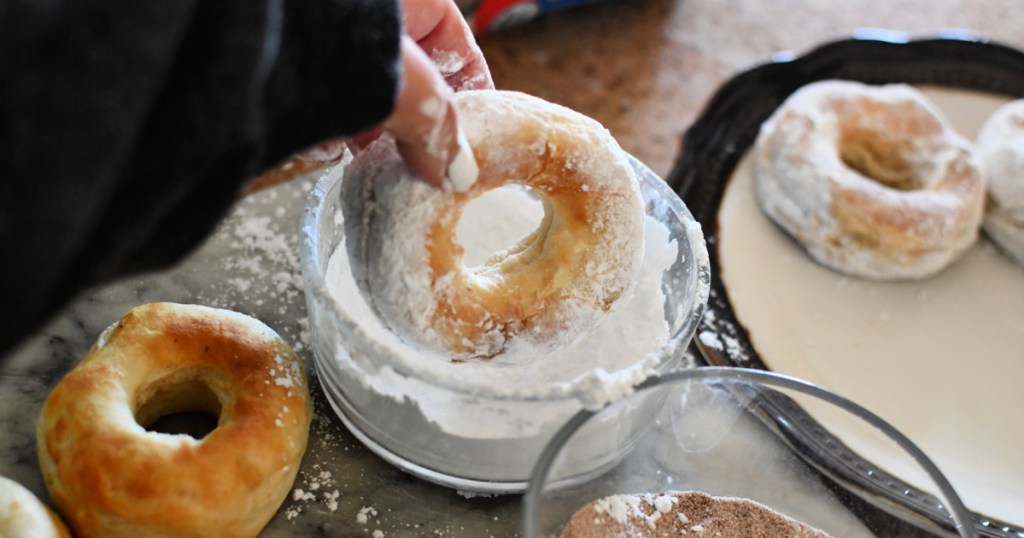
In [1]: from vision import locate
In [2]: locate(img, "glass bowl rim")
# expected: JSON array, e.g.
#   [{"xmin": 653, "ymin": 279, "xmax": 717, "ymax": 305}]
[{"xmin": 520, "ymin": 366, "xmax": 976, "ymax": 538}]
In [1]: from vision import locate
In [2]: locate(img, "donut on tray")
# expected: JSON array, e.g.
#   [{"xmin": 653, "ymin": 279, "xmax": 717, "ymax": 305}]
[
  {"xmin": 976, "ymin": 98, "xmax": 1024, "ymax": 267},
  {"xmin": 753, "ymin": 80, "xmax": 985, "ymax": 279}
]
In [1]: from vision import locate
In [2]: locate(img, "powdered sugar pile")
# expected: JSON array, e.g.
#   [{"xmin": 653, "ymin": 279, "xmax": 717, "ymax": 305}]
[{"xmin": 592, "ymin": 493, "xmax": 680, "ymax": 530}]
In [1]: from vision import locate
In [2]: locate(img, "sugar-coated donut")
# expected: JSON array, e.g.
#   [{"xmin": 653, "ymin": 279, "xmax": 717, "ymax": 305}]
[
  {"xmin": 754, "ymin": 80, "xmax": 985, "ymax": 279},
  {"xmin": 36, "ymin": 303, "xmax": 312, "ymax": 538},
  {"xmin": 343, "ymin": 90, "xmax": 645, "ymax": 358},
  {"xmin": 0, "ymin": 475, "xmax": 70, "ymax": 538},
  {"xmin": 976, "ymin": 99, "xmax": 1024, "ymax": 267}
]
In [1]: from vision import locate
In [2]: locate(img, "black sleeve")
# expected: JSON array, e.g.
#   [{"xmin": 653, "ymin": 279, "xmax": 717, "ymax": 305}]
[{"xmin": 0, "ymin": 0, "xmax": 401, "ymax": 356}]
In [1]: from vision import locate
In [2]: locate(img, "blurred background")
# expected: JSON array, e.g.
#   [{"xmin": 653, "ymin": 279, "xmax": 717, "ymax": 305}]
[{"xmin": 472, "ymin": 0, "xmax": 1024, "ymax": 180}]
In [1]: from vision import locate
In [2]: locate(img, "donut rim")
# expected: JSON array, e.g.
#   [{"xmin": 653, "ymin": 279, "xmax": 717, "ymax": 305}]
[{"xmin": 36, "ymin": 303, "xmax": 312, "ymax": 538}]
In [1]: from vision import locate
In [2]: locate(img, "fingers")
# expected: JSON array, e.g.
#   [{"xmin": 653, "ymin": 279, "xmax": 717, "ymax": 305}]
[
  {"xmin": 350, "ymin": 2, "xmax": 487, "ymax": 190},
  {"xmin": 401, "ymin": 0, "xmax": 448, "ymax": 41},
  {"xmin": 402, "ymin": 0, "xmax": 494, "ymax": 91},
  {"xmin": 385, "ymin": 35, "xmax": 477, "ymax": 190}
]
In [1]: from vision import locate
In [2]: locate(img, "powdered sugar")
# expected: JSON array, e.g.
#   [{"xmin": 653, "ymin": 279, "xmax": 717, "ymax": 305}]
[
  {"xmin": 193, "ymin": 181, "xmax": 314, "ymax": 355},
  {"xmin": 446, "ymin": 130, "xmax": 479, "ymax": 192},
  {"xmin": 356, "ymin": 505, "xmax": 378, "ymax": 524},
  {"xmin": 271, "ymin": 354, "xmax": 302, "ymax": 388},
  {"xmin": 431, "ymin": 49, "xmax": 467, "ymax": 76},
  {"xmin": 284, "ymin": 463, "xmax": 341, "ymax": 520},
  {"xmin": 419, "ymin": 94, "xmax": 451, "ymax": 167}
]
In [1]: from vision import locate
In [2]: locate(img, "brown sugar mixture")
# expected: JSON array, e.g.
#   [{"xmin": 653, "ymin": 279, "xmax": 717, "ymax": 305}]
[{"xmin": 559, "ymin": 490, "xmax": 833, "ymax": 537}]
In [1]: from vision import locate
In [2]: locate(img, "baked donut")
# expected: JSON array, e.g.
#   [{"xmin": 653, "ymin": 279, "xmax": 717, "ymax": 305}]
[
  {"xmin": 342, "ymin": 90, "xmax": 645, "ymax": 358},
  {"xmin": 976, "ymin": 98, "xmax": 1024, "ymax": 267},
  {"xmin": 0, "ymin": 475, "xmax": 70, "ymax": 538},
  {"xmin": 753, "ymin": 80, "xmax": 985, "ymax": 279},
  {"xmin": 36, "ymin": 303, "xmax": 312, "ymax": 538}
]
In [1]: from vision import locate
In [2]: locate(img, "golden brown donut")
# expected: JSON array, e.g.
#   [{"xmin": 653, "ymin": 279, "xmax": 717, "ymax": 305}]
[
  {"xmin": 36, "ymin": 303, "xmax": 312, "ymax": 538},
  {"xmin": 342, "ymin": 90, "xmax": 645, "ymax": 358},
  {"xmin": 976, "ymin": 98, "xmax": 1024, "ymax": 267},
  {"xmin": 754, "ymin": 80, "xmax": 984, "ymax": 279},
  {"xmin": 0, "ymin": 475, "xmax": 70, "ymax": 538}
]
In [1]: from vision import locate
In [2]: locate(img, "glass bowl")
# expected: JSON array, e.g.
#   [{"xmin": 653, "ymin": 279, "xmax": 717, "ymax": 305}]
[
  {"xmin": 299, "ymin": 153, "xmax": 711, "ymax": 493},
  {"xmin": 523, "ymin": 367, "xmax": 976, "ymax": 537}
]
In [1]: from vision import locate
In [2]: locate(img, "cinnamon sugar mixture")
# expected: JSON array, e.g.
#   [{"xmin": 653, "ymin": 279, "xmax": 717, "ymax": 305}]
[{"xmin": 559, "ymin": 491, "xmax": 832, "ymax": 538}]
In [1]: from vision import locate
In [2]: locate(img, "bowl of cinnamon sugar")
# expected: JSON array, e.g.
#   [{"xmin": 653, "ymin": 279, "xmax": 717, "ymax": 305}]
[{"xmin": 523, "ymin": 367, "xmax": 976, "ymax": 538}]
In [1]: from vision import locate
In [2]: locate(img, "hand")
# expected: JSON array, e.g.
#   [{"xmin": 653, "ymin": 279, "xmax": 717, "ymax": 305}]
[
  {"xmin": 401, "ymin": 0, "xmax": 493, "ymax": 92},
  {"xmin": 354, "ymin": 0, "xmax": 493, "ymax": 189}
]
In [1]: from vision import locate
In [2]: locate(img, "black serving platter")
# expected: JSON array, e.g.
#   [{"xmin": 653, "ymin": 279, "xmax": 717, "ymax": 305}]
[{"xmin": 669, "ymin": 31, "xmax": 1024, "ymax": 538}]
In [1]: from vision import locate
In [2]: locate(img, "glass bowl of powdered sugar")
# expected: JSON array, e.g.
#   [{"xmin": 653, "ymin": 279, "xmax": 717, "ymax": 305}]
[
  {"xmin": 523, "ymin": 367, "xmax": 976, "ymax": 537},
  {"xmin": 299, "ymin": 151, "xmax": 711, "ymax": 493}
]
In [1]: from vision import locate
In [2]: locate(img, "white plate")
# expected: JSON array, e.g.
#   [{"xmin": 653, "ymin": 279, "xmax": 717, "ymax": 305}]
[{"xmin": 675, "ymin": 34, "xmax": 1024, "ymax": 534}]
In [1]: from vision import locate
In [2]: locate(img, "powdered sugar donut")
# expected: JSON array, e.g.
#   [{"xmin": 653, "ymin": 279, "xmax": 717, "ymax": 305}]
[
  {"xmin": 754, "ymin": 80, "xmax": 984, "ymax": 279},
  {"xmin": 343, "ymin": 90, "xmax": 645, "ymax": 359},
  {"xmin": 0, "ymin": 476, "xmax": 70, "ymax": 538},
  {"xmin": 37, "ymin": 303, "xmax": 312, "ymax": 538},
  {"xmin": 976, "ymin": 99, "xmax": 1024, "ymax": 267}
]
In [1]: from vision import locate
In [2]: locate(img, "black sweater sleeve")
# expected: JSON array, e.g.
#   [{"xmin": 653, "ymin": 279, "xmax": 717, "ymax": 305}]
[{"xmin": 0, "ymin": 0, "xmax": 401, "ymax": 355}]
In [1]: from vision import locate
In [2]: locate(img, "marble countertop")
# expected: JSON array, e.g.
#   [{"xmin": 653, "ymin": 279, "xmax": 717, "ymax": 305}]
[{"xmin": 4, "ymin": 1, "xmax": 1024, "ymax": 536}]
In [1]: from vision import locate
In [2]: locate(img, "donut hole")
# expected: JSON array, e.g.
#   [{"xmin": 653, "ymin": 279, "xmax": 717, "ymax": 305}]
[
  {"xmin": 134, "ymin": 368, "xmax": 226, "ymax": 439},
  {"xmin": 456, "ymin": 185, "xmax": 546, "ymax": 268},
  {"xmin": 838, "ymin": 129, "xmax": 921, "ymax": 191}
]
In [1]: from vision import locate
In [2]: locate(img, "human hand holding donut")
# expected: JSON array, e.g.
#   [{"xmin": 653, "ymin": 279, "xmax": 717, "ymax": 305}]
[{"xmin": 353, "ymin": 0, "xmax": 493, "ymax": 190}]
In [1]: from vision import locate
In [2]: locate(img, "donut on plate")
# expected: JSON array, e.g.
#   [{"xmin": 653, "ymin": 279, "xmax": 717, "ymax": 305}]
[
  {"xmin": 36, "ymin": 303, "xmax": 312, "ymax": 538},
  {"xmin": 753, "ymin": 80, "xmax": 985, "ymax": 279},
  {"xmin": 342, "ymin": 90, "xmax": 646, "ymax": 359},
  {"xmin": 976, "ymin": 98, "xmax": 1024, "ymax": 267},
  {"xmin": 0, "ymin": 475, "xmax": 70, "ymax": 538}
]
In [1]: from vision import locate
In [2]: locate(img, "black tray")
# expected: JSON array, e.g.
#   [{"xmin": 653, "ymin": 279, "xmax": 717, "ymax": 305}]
[{"xmin": 669, "ymin": 31, "xmax": 1024, "ymax": 538}]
